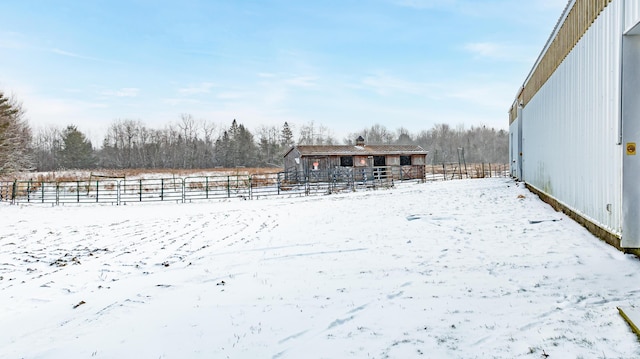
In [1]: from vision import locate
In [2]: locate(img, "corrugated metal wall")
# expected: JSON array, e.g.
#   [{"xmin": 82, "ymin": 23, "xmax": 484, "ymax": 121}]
[
  {"xmin": 509, "ymin": 119, "xmax": 518, "ymax": 177},
  {"xmin": 521, "ymin": 1, "xmax": 623, "ymax": 236},
  {"xmin": 625, "ymin": 0, "xmax": 640, "ymax": 31},
  {"xmin": 621, "ymin": 0, "xmax": 640, "ymax": 246},
  {"xmin": 622, "ymin": 34, "xmax": 640, "ymax": 247}
]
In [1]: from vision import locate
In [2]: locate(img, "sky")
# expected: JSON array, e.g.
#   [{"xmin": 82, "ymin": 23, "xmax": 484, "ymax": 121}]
[{"xmin": 0, "ymin": 0, "xmax": 568, "ymax": 144}]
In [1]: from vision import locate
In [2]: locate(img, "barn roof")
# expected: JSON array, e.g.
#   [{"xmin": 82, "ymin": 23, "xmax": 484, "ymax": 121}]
[{"xmin": 285, "ymin": 144, "xmax": 427, "ymax": 157}]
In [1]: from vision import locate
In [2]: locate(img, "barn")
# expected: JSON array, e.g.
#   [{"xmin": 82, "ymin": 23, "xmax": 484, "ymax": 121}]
[
  {"xmin": 283, "ymin": 136, "xmax": 428, "ymax": 182},
  {"xmin": 509, "ymin": 0, "xmax": 640, "ymax": 250}
]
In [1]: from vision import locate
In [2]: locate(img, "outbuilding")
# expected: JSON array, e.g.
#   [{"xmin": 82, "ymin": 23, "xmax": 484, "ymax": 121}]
[
  {"xmin": 283, "ymin": 136, "xmax": 428, "ymax": 182},
  {"xmin": 510, "ymin": 0, "xmax": 640, "ymax": 249}
]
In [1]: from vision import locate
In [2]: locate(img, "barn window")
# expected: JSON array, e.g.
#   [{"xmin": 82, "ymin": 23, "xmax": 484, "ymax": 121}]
[
  {"xmin": 400, "ymin": 156, "xmax": 412, "ymax": 165},
  {"xmin": 340, "ymin": 156, "xmax": 354, "ymax": 167},
  {"xmin": 373, "ymin": 156, "xmax": 386, "ymax": 166}
]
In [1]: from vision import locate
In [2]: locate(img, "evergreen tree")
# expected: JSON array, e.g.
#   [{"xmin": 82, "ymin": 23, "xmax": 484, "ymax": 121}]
[
  {"xmin": 280, "ymin": 122, "xmax": 294, "ymax": 148},
  {"xmin": 0, "ymin": 91, "xmax": 33, "ymax": 175},
  {"xmin": 59, "ymin": 125, "xmax": 96, "ymax": 169},
  {"xmin": 215, "ymin": 131, "xmax": 231, "ymax": 167},
  {"xmin": 236, "ymin": 124, "xmax": 258, "ymax": 166},
  {"xmin": 213, "ymin": 119, "xmax": 260, "ymax": 167},
  {"xmin": 229, "ymin": 119, "xmax": 240, "ymax": 166}
]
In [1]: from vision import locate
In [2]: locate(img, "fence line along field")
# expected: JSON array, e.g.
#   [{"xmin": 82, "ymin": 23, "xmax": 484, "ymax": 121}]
[{"xmin": 0, "ymin": 164, "xmax": 508, "ymax": 205}]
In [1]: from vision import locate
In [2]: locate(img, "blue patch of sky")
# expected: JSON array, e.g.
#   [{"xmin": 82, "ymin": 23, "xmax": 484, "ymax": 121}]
[{"xmin": 0, "ymin": 0, "xmax": 568, "ymax": 142}]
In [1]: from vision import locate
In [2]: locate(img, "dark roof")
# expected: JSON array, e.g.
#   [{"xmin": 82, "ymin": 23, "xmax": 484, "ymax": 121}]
[{"xmin": 286, "ymin": 144, "xmax": 428, "ymax": 157}]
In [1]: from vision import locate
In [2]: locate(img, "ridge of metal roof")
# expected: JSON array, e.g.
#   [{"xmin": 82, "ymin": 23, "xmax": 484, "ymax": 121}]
[{"xmin": 291, "ymin": 144, "xmax": 428, "ymax": 156}]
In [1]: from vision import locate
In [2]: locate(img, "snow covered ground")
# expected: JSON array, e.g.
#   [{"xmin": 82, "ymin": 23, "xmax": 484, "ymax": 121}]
[{"xmin": 1, "ymin": 178, "xmax": 640, "ymax": 359}]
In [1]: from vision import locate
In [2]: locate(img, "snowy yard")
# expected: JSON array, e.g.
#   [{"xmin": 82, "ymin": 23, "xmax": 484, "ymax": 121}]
[{"xmin": 1, "ymin": 178, "xmax": 640, "ymax": 358}]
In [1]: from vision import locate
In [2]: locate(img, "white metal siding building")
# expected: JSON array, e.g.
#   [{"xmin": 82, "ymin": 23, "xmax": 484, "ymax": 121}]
[{"xmin": 510, "ymin": 0, "xmax": 640, "ymax": 248}]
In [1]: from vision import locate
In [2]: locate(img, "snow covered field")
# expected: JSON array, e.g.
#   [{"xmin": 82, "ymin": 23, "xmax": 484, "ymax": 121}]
[{"xmin": 1, "ymin": 178, "xmax": 640, "ymax": 358}]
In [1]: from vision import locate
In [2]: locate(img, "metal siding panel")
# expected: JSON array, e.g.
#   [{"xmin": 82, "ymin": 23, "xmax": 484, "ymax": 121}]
[
  {"xmin": 625, "ymin": 0, "xmax": 640, "ymax": 31},
  {"xmin": 509, "ymin": 119, "xmax": 519, "ymax": 177},
  {"xmin": 622, "ymin": 34, "xmax": 640, "ymax": 247},
  {"xmin": 522, "ymin": 1, "xmax": 623, "ymax": 236}
]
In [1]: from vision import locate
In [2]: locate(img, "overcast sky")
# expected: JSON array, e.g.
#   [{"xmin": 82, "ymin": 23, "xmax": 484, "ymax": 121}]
[{"xmin": 0, "ymin": 0, "xmax": 568, "ymax": 143}]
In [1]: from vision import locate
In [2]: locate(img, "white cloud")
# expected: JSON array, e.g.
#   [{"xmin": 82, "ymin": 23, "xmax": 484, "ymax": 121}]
[
  {"xmin": 115, "ymin": 88, "xmax": 140, "ymax": 97},
  {"xmin": 360, "ymin": 72, "xmax": 437, "ymax": 97},
  {"xmin": 464, "ymin": 42, "xmax": 508, "ymax": 59},
  {"xmin": 163, "ymin": 97, "xmax": 201, "ymax": 106},
  {"xmin": 0, "ymin": 32, "xmax": 28, "ymax": 50},
  {"xmin": 446, "ymin": 82, "xmax": 514, "ymax": 111},
  {"xmin": 463, "ymin": 42, "xmax": 536, "ymax": 63},
  {"xmin": 51, "ymin": 48, "xmax": 84, "ymax": 58},
  {"xmin": 49, "ymin": 48, "xmax": 114, "ymax": 63},
  {"xmin": 284, "ymin": 75, "xmax": 318, "ymax": 88},
  {"xmin": 216, "ymin": 91, "xmax": 249, "ymax": 100},
  {"xmin": 100, "ymin": 87, "xmax": 140, "ymax": 98},
  {"xmin": 14, "ymin": 93, "xmax": 111, "ymax": 144},
  {"xmin": 178, "ymin": 82, "xmax": 216, "ymax": 95}
]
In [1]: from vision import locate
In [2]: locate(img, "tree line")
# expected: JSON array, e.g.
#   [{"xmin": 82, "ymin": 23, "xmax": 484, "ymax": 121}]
[{"xmin": 0, "ymin": 90, "xmax": 508, "ymax": 175}]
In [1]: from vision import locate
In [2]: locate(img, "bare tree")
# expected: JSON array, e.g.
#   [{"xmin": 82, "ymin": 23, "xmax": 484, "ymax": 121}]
[
  {"xmin": 100, "ymin": 119, "xmax": 144, "ymax": 168},
  {"xmin": 298, "ymin": 121, "xmax": 336, "ymax": 145},
  {"xmin": 346, "ymin": 124, "xmax": 395, "ymax": 144},
  {"xmin": 257, "ymin": 125, "xmax": 283, "ymax": 166},
  {"xmin": 33, "ymin": 126, "xmax": 62, "ymax": 171}
]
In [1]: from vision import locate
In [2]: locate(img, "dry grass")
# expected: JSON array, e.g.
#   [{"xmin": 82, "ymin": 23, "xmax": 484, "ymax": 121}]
[
  {"xmin": 4, "ymin": 165, "xmax": 507, "ymax": 183},
  {"xmin": 425, "ymin": 163, "xmax": 509, "ymax": 179},
  {"xmin": 4, "ymin": 168, "xmax": 284, "ymax": 182}
]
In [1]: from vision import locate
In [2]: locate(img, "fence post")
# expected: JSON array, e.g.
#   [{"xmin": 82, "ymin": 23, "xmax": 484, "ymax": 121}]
[
  {"xmin": 139, "ymin": 179, "xmax": 143, "ymax": 202},
  {"xmin": 56, "ymin": 182, "xmax": 60, "ymax": 205},
  {"xmin": 248, "ymin": 176, "xmax": 253, "ymax": 200},
  {"xmin": 117, "ymin": 181, "xmax": 121, "ymax": 206},
  {"xmin": 372, "ymin": 168, "xmax": 377, "ymax": 190},
  {"xmin": 161, "ymin": 178, "xmax": 164, "ymax": 201},
  {"xmin": 351, "ymin": 169, "xmax": 355, "ymax": 191},
  {"xmin": 96, "ymin": 180, "xmax": 99, "ymax": 203},
  {"xmin": 41, "ymin": 181, "xmax": 44, "ymax": 203},
  {"xmin": 227, "ymin": 176, "xmax": 231, "ymax": 198},
  {"xmin": 205, "ymin": 177, "xmax": 209, "ymax": 199},
  {"xmin": 328, "ymin": 170, "xmax": 332, "ymax": 195},
  {"xmin": 180, "ymin": 178, "xmax": 185, "ymax": 203},
  {"xmin": 12, "ymin": 180, "xmax": 17, "ymax": 204}
]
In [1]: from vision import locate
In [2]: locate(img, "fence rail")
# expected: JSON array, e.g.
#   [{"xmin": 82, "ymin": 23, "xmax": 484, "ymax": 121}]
[{"xmin": 0, "ymin": 164, "xmax": 508, "ymax": 205}]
